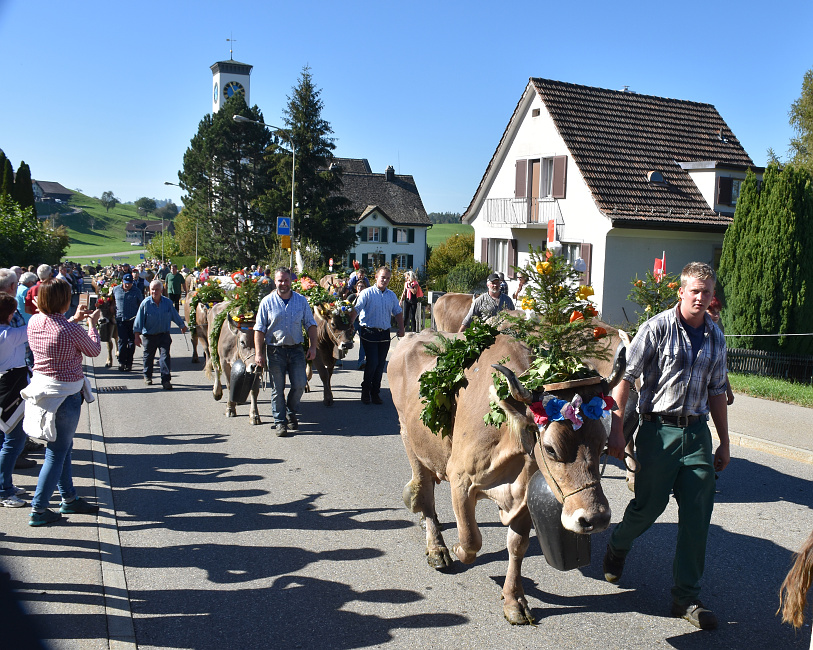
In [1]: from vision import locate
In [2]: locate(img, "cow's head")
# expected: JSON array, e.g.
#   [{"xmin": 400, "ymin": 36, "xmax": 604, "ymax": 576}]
[
  {"xmin": 315, "ymin": 304, "xmax": 355, "ymax": 356},
  {"xmin": 227, "ymin": 315, "xmax": 259, "ymax": 374},
  {"xmin": 492, "ymin": 363, "xmax": 625, "ymax": 535}
]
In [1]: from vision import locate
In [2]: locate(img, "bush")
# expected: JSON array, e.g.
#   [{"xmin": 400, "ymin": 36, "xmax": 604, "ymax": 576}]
[
  {"xmin": 445, "ymin": 259, "xmax": 491, "ymax": 293},
  {"xmin": 426, "ymin": 233, "xmax": 474, "ymax": 290}
]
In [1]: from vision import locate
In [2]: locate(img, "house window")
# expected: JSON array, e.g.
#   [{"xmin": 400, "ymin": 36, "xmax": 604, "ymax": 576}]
[
  {"xmin": 717, "ymin": 177, "xmax": 743, "ymax": 207},
  {"xmin": 515, "ymin": 156, "xmax": 567, "ymax": 202},
  {"xmin": 541, "ymin": 158, "xmax": 554, "ymax": 197},
  {"xmin": 562, "ymin": 244, "xmax": 580, "ymax": 267},
  {"xmin": 395, "ymin": 228, "xmax": 408, "ymax": 243},
  {"xmin": 368, "ymin": 227, "xmax": 380, "ymax": 242},
  {"xmin": 731, "ymin": 179, "xmax": 742, "ymax": 205},
  {"xmin": 490, "ymin": 239, "xmax": 508, "ymax": 275},
  {"xmin": 393, "ymin": 254, "xmax": 409, "ymax": 269}
]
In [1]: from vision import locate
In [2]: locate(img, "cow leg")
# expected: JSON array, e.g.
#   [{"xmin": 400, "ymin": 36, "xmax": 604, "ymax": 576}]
[
  {"xmin": 105, "ymin": 340, "xmax": 113, "ymax": 367},
  {"xmin": 401, "ymin": 438, "xmax": 452, "ymax": 568},
  {"xmin": 226, "ymin": 400, "xmax": 237, "ymax": 417},
  {"xmin": 191, "ymin": 333, "xmax": 199, "ymax": 363},
  {"xmin": 249, "ymin": 384, "xmax": 261, "ymax": 425},
  {"xmin": 212, "ymin": 367, "xmax": 223, "ymax": 401},
  {"xmin": 450, "ymin": 480, "xmax": 482, "ymax": 565},
  {"xmin": 315, "ymin": 358, "xmax": 333, "ymax": 406},
  {"xmin": 502, "ymin": 511, "xmax": 535, "ymax": 625}
]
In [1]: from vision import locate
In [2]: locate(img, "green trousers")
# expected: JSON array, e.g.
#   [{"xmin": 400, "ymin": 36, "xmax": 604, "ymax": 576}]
[{"xmin": 609, "ymin": 417, "xmax": 716, "ymax": 605}]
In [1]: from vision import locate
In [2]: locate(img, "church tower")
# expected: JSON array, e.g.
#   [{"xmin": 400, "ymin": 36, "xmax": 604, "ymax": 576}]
[{"xmin": 211, "ymin": 56, "xmax": 252, "ymax": 113}]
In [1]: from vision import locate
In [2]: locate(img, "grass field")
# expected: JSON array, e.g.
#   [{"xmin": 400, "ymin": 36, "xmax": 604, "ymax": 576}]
[
  {"xmin": 427, "ymin": 223, "xmax": 473, "ymax": 248},
  {"xmin": 728, "ymin": 373, "xmax": 813, "ymax": 408}
]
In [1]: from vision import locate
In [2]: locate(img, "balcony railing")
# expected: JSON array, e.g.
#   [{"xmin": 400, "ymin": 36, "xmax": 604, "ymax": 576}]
[{"xmin": 482, "ymin": 197, "xmax": 563, "ymax": 227}]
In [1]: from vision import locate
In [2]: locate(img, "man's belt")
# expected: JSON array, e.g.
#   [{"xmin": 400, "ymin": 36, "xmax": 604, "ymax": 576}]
[
  {"xmin": 271, "ymin": 344, "xmax": 300, "ymax": 349},
  {"xmin": 361, "ymin": 326, "xmax": 387, "ymax": 332},
  {"xmin": 642, "ymin": 413, "xmax": 705, "ymax": 427}
]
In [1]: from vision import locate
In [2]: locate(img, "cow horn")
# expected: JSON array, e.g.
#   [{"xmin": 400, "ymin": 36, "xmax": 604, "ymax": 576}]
[
  {"xmin": 227, "ymin": 314, "xmax": 239, "ymax": 334},
  {"xmin": 603, "ymin": 341, "xmax": 627, "ymax": 389},
  {"xmin": 491, "ymin": 364, "xmax": 533, "ymax": 403}
]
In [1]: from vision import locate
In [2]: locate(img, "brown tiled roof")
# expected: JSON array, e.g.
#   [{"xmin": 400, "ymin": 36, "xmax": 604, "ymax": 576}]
[
  {"xmin": 35, "ymin": 180, "xmax": 73, "ymax": 197},
  {"xmin": 331, "ymin": 158, "xmax": 372, "ymax": 174},
  {"xmin": 335, "ymin": 161, "xmax": 430, "ymax": 226},
  {"xmin": 465, "ymin": 78, "xmax": 759, "ymax": 230}
]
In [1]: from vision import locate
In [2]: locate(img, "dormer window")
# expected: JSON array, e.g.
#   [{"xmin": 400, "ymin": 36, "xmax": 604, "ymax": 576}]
[{"xmin": 717, "ymin": 177, "xmax": 742, "ymax": 207}]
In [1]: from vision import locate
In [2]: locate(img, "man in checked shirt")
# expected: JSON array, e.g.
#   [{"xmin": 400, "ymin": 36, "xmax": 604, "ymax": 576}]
[{"xmin": 605, "ymin": 261, "xmax": 730, "ymax": 631}]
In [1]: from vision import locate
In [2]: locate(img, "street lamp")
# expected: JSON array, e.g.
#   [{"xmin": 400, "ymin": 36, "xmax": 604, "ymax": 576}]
[
  {"xmin": 164, "ymin": 181, "xmax": 194, "ymax": 262},
  {"xmin": 233, "ymin": 114, "xmax": 296, "ymax": 268}
]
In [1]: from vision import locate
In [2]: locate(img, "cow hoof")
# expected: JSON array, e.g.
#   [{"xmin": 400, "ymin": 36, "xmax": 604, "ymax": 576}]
[
  {"xmin": 192, "ymin": 358, "xmax": 199, "ymax": 364},
  {"xmin": 503, "ymin": 598, "xmax": 535, "ymax": 626},
  {"xmin": 426, "ymin": 547, "xmax": 454, "ymax": 569},
  {"xmin": 250, "ymin": 415, "xmax": 261, "ymax": 425},
  {"xmin": 323, "ymin": 396, "xmax": 333, "ymax": 406},
  {"xmin": 452, "ymin": 544, "xmax": 477, "ymax": 564},
  {"xmin": 105, "ymin": 362, "xmax": 111, "ymax": 368},
  {"xmin": 227, "ymin": 410, "xmax": 236, "ymax": 417},
  {"xmin": 213, "ymin": 390, "xmax": 222, "ymax": 401}
]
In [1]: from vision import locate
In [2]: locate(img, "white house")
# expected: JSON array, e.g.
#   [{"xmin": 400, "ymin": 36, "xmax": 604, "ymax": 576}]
[
  {"xmin": 462, "ymin": 78, "xmax": 762, "ymax": 324},
  {"xmin": 334, "ymin": 158, "xmax": 430, "ymax": 274}
]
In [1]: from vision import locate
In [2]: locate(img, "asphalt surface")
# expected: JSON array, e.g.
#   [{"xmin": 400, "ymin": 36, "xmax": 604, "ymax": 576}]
[{"xmin": 1, "ymin": 330, "xmax": 812, "ymax": 649}]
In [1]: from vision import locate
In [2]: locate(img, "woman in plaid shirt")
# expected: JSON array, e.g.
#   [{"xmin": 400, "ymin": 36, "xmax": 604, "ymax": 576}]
[{"xmin": 25, "ymin": 279, "xmax": 102, "ymax": 527}]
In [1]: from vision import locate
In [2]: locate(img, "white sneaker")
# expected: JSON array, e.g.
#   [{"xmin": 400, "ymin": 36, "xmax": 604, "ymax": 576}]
[
  {"xmin": 1, "ymin": 495, "xmax": 27, "ymax": 508},
  {"xmin": 13, "ymin": 486, "xmax": 27, "ymax": 497}
]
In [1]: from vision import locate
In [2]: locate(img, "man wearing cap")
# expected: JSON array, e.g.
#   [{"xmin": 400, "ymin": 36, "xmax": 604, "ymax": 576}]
[
  {"xmin": 458, "ymin": 273, "xmax": 515, "ymax": 332},
  {"xmin": 111, "ymin": 273, "xmax": 143, "ymax": 371}
]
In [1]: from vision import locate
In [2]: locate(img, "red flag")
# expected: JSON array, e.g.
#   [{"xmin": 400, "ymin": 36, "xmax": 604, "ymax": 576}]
[
  {"xmin": 547, "ymin": 219, "xmax": 555, "ymax": 243},
  {"xmin": 653, "ymin": 258, "xmax": 664, "ymax": 282}
]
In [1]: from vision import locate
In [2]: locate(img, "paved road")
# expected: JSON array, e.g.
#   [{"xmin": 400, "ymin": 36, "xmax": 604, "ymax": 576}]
[{"xmin": 1, "ymin": 332, "xmax": 812, "ymax": 649}]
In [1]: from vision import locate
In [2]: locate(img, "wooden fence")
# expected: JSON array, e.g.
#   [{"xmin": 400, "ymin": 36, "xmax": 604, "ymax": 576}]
[{"xmin": 727, "ymin": 347, "xmax": 813, "ymax": 384}]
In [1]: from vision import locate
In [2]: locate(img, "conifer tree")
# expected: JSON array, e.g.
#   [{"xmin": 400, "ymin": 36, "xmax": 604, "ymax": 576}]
[
  {"xmin": 0, "ymin": 149, "xmax": 6, "ymax": 195},
  {"xmin": 11, "ymin": 161, "xmax": 36, "ymax": 217},
  {"xmin": 259, "ymin": 66, "xmax": 358, "ymax": 262},
  {"xmin": 1, "ymin": 157, "xmax": 15, "ymax": 198}
]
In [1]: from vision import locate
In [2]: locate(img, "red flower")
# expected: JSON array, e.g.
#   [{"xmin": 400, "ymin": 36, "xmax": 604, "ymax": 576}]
[{"xmin": 528, "ymin": 401, "xmax": 549, "ymax": 427}]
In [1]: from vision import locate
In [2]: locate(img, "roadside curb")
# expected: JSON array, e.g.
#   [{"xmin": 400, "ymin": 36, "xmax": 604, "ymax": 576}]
[
  {"xmin": 710, "ymin": 425, "xmax": 813, "ymax": 464},
  {"xmin": 85, "ymin": 357, "xmax": 137, "ymax": 650}
]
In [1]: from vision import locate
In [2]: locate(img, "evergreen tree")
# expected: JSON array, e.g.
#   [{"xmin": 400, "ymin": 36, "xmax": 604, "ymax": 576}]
[
  {"xmin": 0, "ymin": 149, "xmax": 6, "ymax": 195},
  {"xmin": 179, "ymin": 93, "xmax": 277, "ymax": 267},
  {"xmin": 0, "ymin": 195, "xmax": 68, "ymax": 266},
  {"xmin": 719, "ymin": 164, "xmax": 813, "ymax": 354},
  {"xmin": 259, "ymin": 66, "xmax": 358, "ymax": 263},
  {"xmin": 0, "ymin": 158, "xmax": 11, "ymax": 197},
  {"xmin": 11, "ymin": 161, "xmax": 36, "ymax": 217}
]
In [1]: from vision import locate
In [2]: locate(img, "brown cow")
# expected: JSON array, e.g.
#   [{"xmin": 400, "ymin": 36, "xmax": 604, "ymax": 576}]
[
  {"xmin": 182, "ymin": 290, "xmax": 211, "ymax": 365},
  {"xmin": 309, "ymin": 303, "xmax": 355, "ymax": 405},
  {"xmin": 206, "ymin": 301, "xmax": 262, "ymax": 424},
  {"xmin": 96, "ymin": 295, "xmax": 119, "ymax": 368},
  {"xmin": 390, "ymin": 330, "xmax": 621, "ymax": 624},
  {"xmin": 431, "ymin": 293, "xmax": 473, "ymax": 332}
]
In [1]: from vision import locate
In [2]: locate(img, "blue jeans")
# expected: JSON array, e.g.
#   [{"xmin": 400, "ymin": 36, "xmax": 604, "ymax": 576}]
[
  {"xmin": 31, "ymin": 391, "xmax": 83, "ymax": 510},
  {"xmin": 359, "ymin": 327, "xmax": 391, "ymax": 397},
  {"xmin": 117, "ymin": 318, "xmax": 135, "ymax": 367},
  {"xmin": 266, "ymin": 345, "xmax": 308, "ymax": 425},
  {"xmin": 0, "ymin": 420, "xmax": 27, "ymax": 497},
  {"xmin": 354, "ymin": 320, "xmax": 365, "ymax": 365},
  {"xmin": 142, "ymin": 332, "xmax": 172, "ymax": 383}
]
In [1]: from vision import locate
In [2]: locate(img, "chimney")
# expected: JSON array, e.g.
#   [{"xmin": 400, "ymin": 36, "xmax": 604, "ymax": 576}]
[{"xmin": 385, "ymin": 165, "xmax": 395, "ymax": 182}]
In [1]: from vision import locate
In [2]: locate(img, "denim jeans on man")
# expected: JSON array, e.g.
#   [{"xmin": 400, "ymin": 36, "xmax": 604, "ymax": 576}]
[
  {"xmin": 142, "ymin": 332, "xmax": 172, "ymax": 383},
  {"xmin": 359, "ymin": 327, "xmax": 391, "ymax": 398},
  {"xmin": 31, "ymin": 391, "xmax": 82, "ymax": 510},
  {"xmin": 266, "ymin": 345, "xmax": 307, "ymax": 425},
  {"xmin": 117, "ymin": 318, "xmax": 135, "ymax": 367},
  {"xmin": 0, "ymin": 420, "xmax": 27, "ymax": 497}
]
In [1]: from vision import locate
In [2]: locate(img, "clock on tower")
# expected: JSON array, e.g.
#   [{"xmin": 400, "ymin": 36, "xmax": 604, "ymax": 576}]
[{"xmin": 210, "ymin": 58, "xmax": 252, "ymax": 113}]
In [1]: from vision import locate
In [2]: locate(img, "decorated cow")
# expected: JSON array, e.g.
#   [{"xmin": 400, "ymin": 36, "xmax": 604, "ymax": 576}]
[{"xmin": 310, "ymin": 302, "xmax": 355, "ymax": 405}]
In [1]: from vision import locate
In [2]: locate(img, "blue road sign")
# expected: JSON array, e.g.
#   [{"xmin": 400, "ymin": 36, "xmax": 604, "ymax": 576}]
[
  {"xmin": 277, "ymin": 217, "xmax": 291, "ymax": 236},
  {"xmin": 140, "ymin": 254, "xmax": 145, "ymax": 259}
]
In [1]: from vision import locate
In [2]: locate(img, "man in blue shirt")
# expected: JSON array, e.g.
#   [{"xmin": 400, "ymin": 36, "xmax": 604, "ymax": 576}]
[
  {"xmin": 605, "ymin": 262, "xmax": 729, "ymax": 630},
  {"xmin": 112, "ymin": 273, "xmax": 143, "ymax": 372},
  {"xmin": 351, "ymin": 267, "xmax": 405, "ymax": 404},
  {"xmin": 254, "ymin": 268, "xmax": 317, "ymax": 437},
  {"xmin": 134, "ymin": 279, "xmax": 188, "ymax": 389}
]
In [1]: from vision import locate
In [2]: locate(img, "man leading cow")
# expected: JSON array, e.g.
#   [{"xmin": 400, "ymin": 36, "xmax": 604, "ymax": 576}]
[
  {"xmin": 254, "ymin": 267, "xmax": 317, "ymax": 437},
  {"xmin": 606, "ymin": 261, "xmax": 730, "ymax": 631},
  {"xmin": 457, "ymin": 272, "xmax": 514, "ymax": 332}
]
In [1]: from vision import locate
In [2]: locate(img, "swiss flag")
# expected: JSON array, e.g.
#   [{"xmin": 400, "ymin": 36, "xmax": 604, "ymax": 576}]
[{"xmin": 653, "ymin": 258, "xmax": 664, "ymax": 282}]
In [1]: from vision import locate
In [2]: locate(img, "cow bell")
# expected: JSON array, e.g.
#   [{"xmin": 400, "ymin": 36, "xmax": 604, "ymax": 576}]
[
  {"xmin": 527, "ymin": 470, "xmax": 591, "ymax": 572},
  {"xmin": 229, "ymin": 359, "xmax": 260, "ymax": 405}
]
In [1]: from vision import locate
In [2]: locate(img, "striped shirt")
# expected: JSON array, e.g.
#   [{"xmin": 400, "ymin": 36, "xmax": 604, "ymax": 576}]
[
  {"xmin": 623, "ymin": 305, "xmax": 727, "ymax": 417},
  {"xmin": 254, "ymin": 291, "xmax": 316, "ymax": 346},
  {"xmin": 28, "ymin": 313, "xmax": 101, "ymax": 382},
  {"xmin": 0, "ymin": 311, "xmax": 28, "ymax": 371},
  {"xmin": 354, "ymin": 286, "xmax": 402, "ymax": 330}
]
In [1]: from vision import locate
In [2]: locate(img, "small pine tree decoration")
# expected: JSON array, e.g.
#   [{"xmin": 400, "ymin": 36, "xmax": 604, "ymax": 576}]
[{"xmin": 626, "ymin": 270, "xmax": 680, "ymax": 334}]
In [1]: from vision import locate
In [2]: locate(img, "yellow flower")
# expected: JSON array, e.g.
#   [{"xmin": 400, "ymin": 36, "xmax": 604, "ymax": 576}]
[
  {"xmin": 540, "ymin": 262, "xmax": 553, "ymax": 275},
  {"xmin": 645, "ymin": 305, "xmax": 652, "ymax": 312},
  {"xmin": 577, "ymin": 285, "xmax": 594, "ymax": 300}
]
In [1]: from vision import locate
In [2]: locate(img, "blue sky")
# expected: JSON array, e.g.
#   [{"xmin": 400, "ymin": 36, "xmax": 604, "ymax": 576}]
[{"xmin": 1, "ymin": 0, "xmax": 810, "ymax": 214}]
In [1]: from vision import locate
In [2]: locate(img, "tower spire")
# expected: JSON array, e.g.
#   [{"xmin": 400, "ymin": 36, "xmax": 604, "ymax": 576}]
[{"xmin": 226, "ymin": 33, "xmax": 237, "ymax": 60}]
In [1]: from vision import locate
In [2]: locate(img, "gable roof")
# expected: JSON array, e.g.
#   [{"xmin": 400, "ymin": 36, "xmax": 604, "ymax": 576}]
[
  {"xmin": 334, "ymin": 158, "xmax": 430, "ymax": 226},
  {"xmin": 34, "ymin": 180, "xmax": 73, "ymax": 197},
  {"xmin": 465, "ymin": 78, "xmax": 759, "ymax": 230}
]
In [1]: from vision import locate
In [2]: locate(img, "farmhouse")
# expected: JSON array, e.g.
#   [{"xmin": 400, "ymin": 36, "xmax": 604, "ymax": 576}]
[
  {"xmin": 463, "ymin": 78, "xmax": 762, "ymax": 324},
  {"xmin": 333, "ymin": 158, "xmax": 430, "ymax": 273}
]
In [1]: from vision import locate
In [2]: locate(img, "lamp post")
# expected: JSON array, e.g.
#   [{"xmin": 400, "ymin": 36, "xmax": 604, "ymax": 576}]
[
  {"xmin": 233, "ymin": 114, "xmax": 296, "ymax": 268},
  {"xmin": 164, "ymin": 181, "xmax": 193, "ymax": 262}
]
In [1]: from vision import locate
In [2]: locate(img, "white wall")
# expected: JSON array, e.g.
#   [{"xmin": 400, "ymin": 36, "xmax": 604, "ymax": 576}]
[
  {"xmin": 352, "ymin": 211, "xmax": 427, "ymax": 272},
  {"xmin": 602, "ymin": 228, "xmax": 724, "ymax": 325}
]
